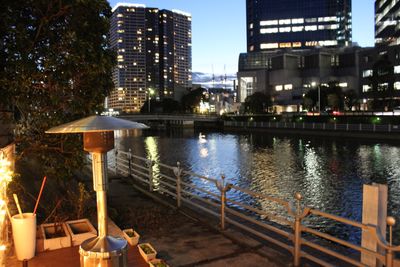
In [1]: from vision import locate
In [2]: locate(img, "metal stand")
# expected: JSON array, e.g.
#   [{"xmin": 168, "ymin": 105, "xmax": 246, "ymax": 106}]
[{"xmin": 79, "ymin": 133, "xmax": 127, "ymax": 267}]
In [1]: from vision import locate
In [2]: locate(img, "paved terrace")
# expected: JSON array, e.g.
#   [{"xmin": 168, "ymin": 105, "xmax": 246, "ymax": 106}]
[{"xmin": 6, "ymin": 176, "xmax": 292, "ymax": 267}]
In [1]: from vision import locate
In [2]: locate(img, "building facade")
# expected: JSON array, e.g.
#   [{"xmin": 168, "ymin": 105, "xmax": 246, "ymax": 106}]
[
  {"xmin": 359, "ymin": 44, "xmax": 400, "ymax": 110},
  {"xmin": 108, "ymin": 4, "xmax": 192, "ymax": 112},
  {"xmin": 238, "ymin": 47, "xmax": 360, "ymax": 113},
  {"xmin": 375, "ymin": 0, "xmax": 400, "ymax": 46},
  {"xmin": 246, "ymin": 0, "xmax": 352, "ymax": 52}
]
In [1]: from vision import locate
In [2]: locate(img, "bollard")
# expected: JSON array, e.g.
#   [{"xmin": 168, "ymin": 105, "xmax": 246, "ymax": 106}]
[{"xmin": 173, "ymin": 162, "xmax": 182, "ymax": 208}]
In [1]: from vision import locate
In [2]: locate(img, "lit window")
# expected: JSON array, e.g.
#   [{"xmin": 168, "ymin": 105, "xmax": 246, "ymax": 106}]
[
  {"xmin": 291, "ymin": 18, "xmax": 304, "ymax": 24},
  {"xmin": 363, "ymin": 70, "xmax": 373, "ymax": 77},
  {"xmin": 117, "ymin": 14, "xmax": 123, "ymax": 18},
  {"xmin": 284, "ymin": 84, "xmax": 293, "ymax": 90},
  {"xmin": 339, "ymin": 82, "xmax": 348, "ymax": 88},
  {"xmin": 275, "ymin": 85, "xmax": 283, "ymax": 91},
  {"xmin": 279, "ymin": 42, "xmax": 291, "ymax": 48},
  {"xmin": 292, "ymin": 26, "xmax": 304, "ymax": 32},
  {"xmin": 279, "ymin": 27, "xmax": 291, "ymax": 32},
  {"xmin": 362, "ymin": 85, "xmax": 371, "ymax": 92},
  {"xmin": 260, "ymin": 28, "xmax": 278, "ymax": 34},
  {"xmin": 305, "ymin": 18, "xmax": 317, "ymax": 23},
  {"xmin": 260, "ymin": 20, "xmax": 278, "ymax": 26},
  {"xmin": 305, "ymin": 25, "xmax": 317, "ymax": 31},
  {"xmin": 279, "ymin": 19, "xmax": 291, "ymax": 25},
  {"xmin": 260, "ymin": 43, "xmax": 279, "ymax": 49},
  {"xmin": 292, "ymin": 42, "xmax": 302, "ymax": 47},
  {"xmin": 318, "ymin": 16, "xmax": 337, "ymax": 22},
  {"xmin": 394, "ymin": 82, "xmax": 400, "ymax": 90},
  {"xmin": 378, "ymin": 83, "xmax": 388, "ymax": 91},
  {"xmin": 394, "ymin": 65, "xmax": 400, "ymax": 74},
  {"xmin": 249, "ymin": 23, "xmax": 253, "ymax": 29},
  {"xmin": 318, "ymin": 40, "xmax": 337, "ymax": 46}
]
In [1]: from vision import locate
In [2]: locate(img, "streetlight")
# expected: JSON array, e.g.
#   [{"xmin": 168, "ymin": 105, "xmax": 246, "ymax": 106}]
[
  {"xmin": 46, "ymin": 115, "xmax": 149, "ymax": 267},
  {"xmin": 148, "ymin": 88, "xmax": 154, "ymax": 113}
]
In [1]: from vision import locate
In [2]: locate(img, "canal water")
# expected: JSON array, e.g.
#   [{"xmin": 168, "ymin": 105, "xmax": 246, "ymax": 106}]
[{"xmin": 115, "ymin": 129, "xmax": 400, "ymax": 244}]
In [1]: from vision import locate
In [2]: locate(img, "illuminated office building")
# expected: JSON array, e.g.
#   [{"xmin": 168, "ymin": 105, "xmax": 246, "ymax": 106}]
[
  {"xmin": 246, "ymin": 0, "xmax": 352, "ymax": 52},
  {"xmin": 375, "ymin": 0, "xmax": 400, "ymax": 46},
  {"xmin": 108, "ymin": 4, "xmax": 192, "ymax": 112}
]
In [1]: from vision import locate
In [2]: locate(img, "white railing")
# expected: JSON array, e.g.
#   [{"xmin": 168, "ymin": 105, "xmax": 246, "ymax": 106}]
[
  {"xmin": 224, "ymin": 121, "xmax": 400, "ymax": 134},
  {"xmin": 112, "ymin": 149, "xmax": 400, "ymax": 267}
]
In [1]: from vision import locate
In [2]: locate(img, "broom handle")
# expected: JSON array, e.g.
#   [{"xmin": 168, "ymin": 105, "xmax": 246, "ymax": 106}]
[
  {"xmin": 33, "ymin": 176, "xmax": 47, "ymax": 214},
  {"xmin": 13, "ymin": 194, "xmax": 23, "ymax": 217}
]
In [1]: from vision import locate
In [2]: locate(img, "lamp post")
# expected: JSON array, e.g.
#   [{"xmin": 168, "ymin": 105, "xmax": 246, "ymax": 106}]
[
  {"xmin": 46, "ymin": 115, "xmax": 148, "ymax": 267},
  {"xmin": 148, "ymin": 88, "xmax": 154, "ymax": 113}
]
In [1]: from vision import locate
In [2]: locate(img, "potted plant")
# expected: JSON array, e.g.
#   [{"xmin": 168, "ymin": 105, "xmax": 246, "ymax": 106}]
[
  {"xmin": 138, "ymin": 243, "xmax": 157, "ymax": 262},
  {"xmin": 122, "ymin": 228, "xmax": 140, "ymax": 246},
  {"xmin": 65, "ymin": 218, "xmax": 97, "ymax": 246},
  {"xmin": 40, "ymin": 222, "xmax": 71, "ymax": 251},
  {"xmin": 149, "ymin": 259, "xmax": 170, "ymax": 267}
]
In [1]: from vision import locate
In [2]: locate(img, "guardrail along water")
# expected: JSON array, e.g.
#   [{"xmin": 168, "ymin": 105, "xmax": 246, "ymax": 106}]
[{"xmin": 108, "ymin": 131, "xmax": 400, "ymax": 266}]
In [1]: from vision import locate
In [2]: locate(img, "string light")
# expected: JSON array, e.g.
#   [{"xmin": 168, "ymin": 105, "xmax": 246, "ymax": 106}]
[{"xmin": 0, "ymin": 149, "xmax": 13, "ymax": 265}]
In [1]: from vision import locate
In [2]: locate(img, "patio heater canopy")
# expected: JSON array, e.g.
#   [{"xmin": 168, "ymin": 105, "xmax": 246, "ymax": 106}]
[{"xmin": 45, "ymin": 115, "xmax": 149, "ymax": 133}]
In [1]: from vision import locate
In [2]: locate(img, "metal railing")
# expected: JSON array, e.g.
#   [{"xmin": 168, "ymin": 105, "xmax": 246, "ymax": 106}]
[
  {"xmin": 112, "ymin": 149, "xmax": 400, "ymax": 267},
  {"xmin": 224, "ymin": 121, "xmax": 400, "ymax": 134}
]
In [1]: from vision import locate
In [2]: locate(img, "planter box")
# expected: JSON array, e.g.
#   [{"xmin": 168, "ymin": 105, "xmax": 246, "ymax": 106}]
[
  {"xmin": 149, "ymin": 259, "xmax": 170, "ymax": 267},
  {"xmin": 122, "ymin": 228, "xmax": 140, "ymax": 246},
  {"xmin": 138, "ymin": 243, "xmax": 157, "ymax": 262},
  {"xmin": 40, "ymin": 223, "xmax": 71, "ymax": 251},
  {"xmin": 65, "ymin": 219, "xmax": 97, "ymax": 246}
]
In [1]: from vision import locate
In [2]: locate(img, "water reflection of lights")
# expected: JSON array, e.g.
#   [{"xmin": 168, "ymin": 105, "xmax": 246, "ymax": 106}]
[
  {"xmin": 304, "ymin": 146, "xmax": 323, "ymax": 201},
  {"xmin": 199, "ymin": 148, "xmax": 208, "ymax": 158},
  {"xmin": 144, "ymin": 137, "xmax": 160, "ymax": 189}
]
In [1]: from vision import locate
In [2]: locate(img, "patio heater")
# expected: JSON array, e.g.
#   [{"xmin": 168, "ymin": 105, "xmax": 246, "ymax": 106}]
[{"xmin": 46, "ymin": 115, "xmax": 149, "ymax": 267}]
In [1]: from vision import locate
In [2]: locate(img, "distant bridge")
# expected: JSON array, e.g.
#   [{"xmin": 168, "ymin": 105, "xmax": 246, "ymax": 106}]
[{"xmin": 118, "ymin": 114, "xmax": 220, "ymax": 122}]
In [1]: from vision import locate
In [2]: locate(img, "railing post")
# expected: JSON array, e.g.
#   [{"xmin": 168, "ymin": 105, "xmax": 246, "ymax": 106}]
[
  {"xmin": 173, "ymin": 162, "xmax": 182, "ymax": 208},
  {"xmin": 385, "ymin": 217, "xmax": 396, "ymax": 267},
  {"xmin": 216, "ymin": 175, "xmax": 230, "ymax": 231},
  {"xmin": 220, "ymin": 175, "xmax": 226, "ymax": 230},
  {"xmin": 128, "ymin": 148, "xmax": 132, "ymax": 177},
  {"xmin": 293, "ymin": 192, "xmax": 303, "ymax": 267},
  {"xmin": 147, "ymin": 159, "xmax": 154, "ymax": 191}
]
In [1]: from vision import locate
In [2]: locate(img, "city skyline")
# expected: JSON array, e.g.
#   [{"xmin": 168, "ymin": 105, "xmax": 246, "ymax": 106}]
[{"xmin": 109, "ymin": 0, "xmax": 375, "ymax": 74}]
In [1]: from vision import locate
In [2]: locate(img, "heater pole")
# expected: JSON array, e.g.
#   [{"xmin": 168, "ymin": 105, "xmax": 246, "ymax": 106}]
[{"xmin": 91, "ymin": 152, "xmax": 108, "ymax": 238}]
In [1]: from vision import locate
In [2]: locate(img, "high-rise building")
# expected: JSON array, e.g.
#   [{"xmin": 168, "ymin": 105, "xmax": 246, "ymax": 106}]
[
  {"xmin": 246, "ymin": 0, "xmax": 352, "ymax": 52},
  {"xmin": 108, "ymin": 3, "xmax": 192, "ymax": 112},
  {"xmin": 375, "ymin": 0, "xmax": 400, "ymax": 46}
]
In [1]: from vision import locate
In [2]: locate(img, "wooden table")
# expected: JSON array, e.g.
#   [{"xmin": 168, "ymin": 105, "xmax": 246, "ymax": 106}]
[{"xmin": 7, "ymin": 244, "xmax": 149, "ymax": 267}]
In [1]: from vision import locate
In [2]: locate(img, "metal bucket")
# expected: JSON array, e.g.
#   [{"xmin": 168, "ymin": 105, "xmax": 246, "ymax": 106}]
[{"xmin": 79, "ymin": 236, "xmax": 128, "ymax": 267}]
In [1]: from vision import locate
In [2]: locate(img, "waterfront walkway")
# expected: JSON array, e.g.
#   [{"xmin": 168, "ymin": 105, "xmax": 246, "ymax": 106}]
[{"xmin": 107, "ymin": 176, "xmax": 292, "ymax": 267}]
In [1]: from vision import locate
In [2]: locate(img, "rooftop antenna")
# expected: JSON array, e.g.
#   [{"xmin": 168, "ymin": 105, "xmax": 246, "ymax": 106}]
[
  {"xmin": 212, "ymin": 64, "xmax": 215, "ymax": 89},
  {"xmin": 224, "ymin": 64, "xmax": 227, "ymax": 90}
]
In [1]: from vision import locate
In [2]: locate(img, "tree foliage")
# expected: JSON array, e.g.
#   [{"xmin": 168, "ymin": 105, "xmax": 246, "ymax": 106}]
[
  {"xmin": 0, "ymin": 0, "xmax": 114, "ymax": 167},
  {"xmin": 244, "ymin": 92, "xmax": 272, "ymax": 114},
  {"xmin": 181, "ymin": 88, "xmax": 207, "ymax": 113},
  {"xmin": 0, "ymin": 0, "xmax": 114, "ymax": 220},
  {"xmin": 140, "ymin": 98, "xmax": 182, "ymax": 113}
]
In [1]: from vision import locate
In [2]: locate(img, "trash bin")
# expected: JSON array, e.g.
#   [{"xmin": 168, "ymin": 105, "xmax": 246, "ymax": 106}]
[{"xmin": 11, "ymin": 213, "xmax": 36, "ymax": 261}]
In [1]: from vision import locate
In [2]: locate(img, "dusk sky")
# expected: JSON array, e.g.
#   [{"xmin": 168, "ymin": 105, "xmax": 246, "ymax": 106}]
[{"xmin": 108, "ymin": 0, "xmax": 375, "ymax": 74}]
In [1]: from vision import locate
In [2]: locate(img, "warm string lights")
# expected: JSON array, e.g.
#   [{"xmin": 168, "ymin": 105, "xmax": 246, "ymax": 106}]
[{"xmin": 0, "ymin": 148, "xmax": 13, "ymax": 265}]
